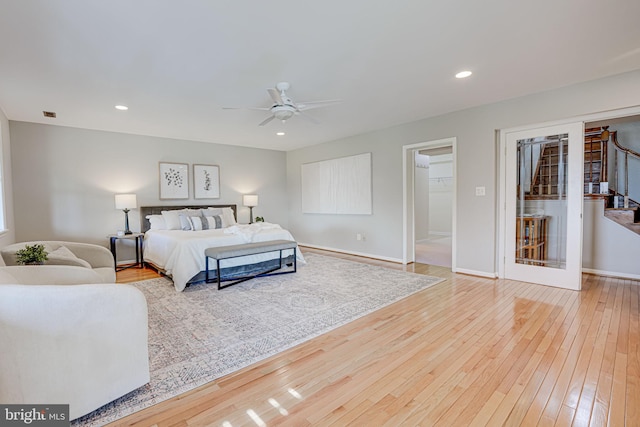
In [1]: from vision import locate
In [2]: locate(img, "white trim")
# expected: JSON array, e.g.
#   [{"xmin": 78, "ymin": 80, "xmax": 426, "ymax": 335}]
[
  {"xmin": 454, "ymin": 268, "xmax": 497, "ymax": 279},
  {"xmin": 299, "ymin": 243, "xmax": 404, "ymax": 264},
  {"xmin": 402, "ymin": 137, "xmax": 457, "ymax": 272},
  {"xmin": 582, "ymin": 268, "xmax": 640, "ymax": 282}
]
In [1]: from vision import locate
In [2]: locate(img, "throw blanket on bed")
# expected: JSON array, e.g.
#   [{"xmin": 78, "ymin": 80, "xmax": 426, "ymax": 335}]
[{"xmin": 224, "ymin": 222, "xmax": 283, "ymax": 242}]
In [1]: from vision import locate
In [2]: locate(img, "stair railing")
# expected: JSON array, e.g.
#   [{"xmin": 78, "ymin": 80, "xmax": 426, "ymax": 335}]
[{"xmin": 610, "ymin": 130, "xmax": 640, "ymax": 208}]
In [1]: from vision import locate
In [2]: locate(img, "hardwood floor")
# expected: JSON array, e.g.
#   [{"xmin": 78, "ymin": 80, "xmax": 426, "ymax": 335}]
[{"xmin": 110, "ymin": 248, "xmax": 640, "ymax": 426}]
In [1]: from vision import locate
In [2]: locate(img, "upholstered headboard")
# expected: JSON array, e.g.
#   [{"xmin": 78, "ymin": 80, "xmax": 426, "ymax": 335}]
[{"xmin": 140, "ymin": 204, "xmax": 237, "ymax": 233}]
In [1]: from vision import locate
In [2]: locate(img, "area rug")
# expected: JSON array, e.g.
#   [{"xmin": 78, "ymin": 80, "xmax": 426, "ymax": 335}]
[{"xmin": 73, "ymin": 253, "xmax": 444, "ymax": 426}]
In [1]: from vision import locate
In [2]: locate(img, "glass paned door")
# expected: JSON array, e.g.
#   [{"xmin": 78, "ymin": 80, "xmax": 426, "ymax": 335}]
[{"xmin": 504, "ymin": 122, "xmax": 583, "ymax": 290}]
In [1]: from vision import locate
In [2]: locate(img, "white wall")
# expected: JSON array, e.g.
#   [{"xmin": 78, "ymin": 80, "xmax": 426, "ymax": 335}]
[
  {"xmin": 287, "ymin": 70, "xmax": 640, "ymax": 274},
  {"xmin": 414, "ymin": 153, "xmax": 429, "ymax": 240},
  {"xmin": 583, "ymin": 199, "xmax": 640, "ymax": 277},
  {"xmin": 0, "ymin": 107, "xmax": 15, "ymax": 248},
  {"xmin": 9, "ymin": 122, "xmax": 287, "ymax": 261},
  {"xmin": 427, "ymin": 154, "xmax": 453, "ymax": 235}
]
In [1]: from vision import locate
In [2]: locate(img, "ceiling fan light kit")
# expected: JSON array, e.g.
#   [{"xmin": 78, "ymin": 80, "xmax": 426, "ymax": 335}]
[{"xmin": 225, "ymin": 82, "xmax": 341, "ymax": 127}]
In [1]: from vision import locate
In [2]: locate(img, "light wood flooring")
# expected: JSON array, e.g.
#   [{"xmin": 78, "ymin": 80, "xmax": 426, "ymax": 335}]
[{"xmin": 111, "ymin": 247, "xmax": 640, "ymax": 426}]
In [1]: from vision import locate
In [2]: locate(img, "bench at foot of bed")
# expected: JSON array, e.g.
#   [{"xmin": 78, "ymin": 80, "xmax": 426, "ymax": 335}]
[{"xmin": 205, "ymin": 240, "xmax": 297, "ymax": 289}]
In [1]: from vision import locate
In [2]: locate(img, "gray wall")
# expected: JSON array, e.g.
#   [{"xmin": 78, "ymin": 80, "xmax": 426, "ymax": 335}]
[
  {"xmin": 286, "ymin": 69, "xmax": 640, "ymax": 275},
  {"xmin": 9, "ymin": 122, "xmax": 287, "ymax": 261}
]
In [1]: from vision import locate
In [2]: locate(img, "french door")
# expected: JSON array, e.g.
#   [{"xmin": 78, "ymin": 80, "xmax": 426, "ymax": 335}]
[{"xmin": 503, "ymin": 122, "xmax": 584, "ymax": 290}]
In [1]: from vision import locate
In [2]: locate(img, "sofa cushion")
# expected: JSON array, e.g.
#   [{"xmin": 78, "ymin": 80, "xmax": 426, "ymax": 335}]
[{"xmin": 46, "ymin": 246, "xmax": 92, "ymax": 269}]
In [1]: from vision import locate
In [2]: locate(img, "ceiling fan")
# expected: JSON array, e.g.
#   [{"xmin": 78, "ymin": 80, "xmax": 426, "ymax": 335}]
[{"xmin": 223, "ymin": 82, "xmax": 340, "ymax": 126}]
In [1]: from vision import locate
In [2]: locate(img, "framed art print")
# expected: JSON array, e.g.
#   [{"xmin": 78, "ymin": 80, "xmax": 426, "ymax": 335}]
[
  {"xmin": 194, "ymin": 164, "xmax": 220, "ymax": 199},
  {"xmin": 159, "ymin": 162, "xmax": 189, "ymax": 199}
]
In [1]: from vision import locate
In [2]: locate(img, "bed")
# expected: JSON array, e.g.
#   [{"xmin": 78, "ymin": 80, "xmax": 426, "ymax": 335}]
[{"xmin": 141, "ymin": 204, "xmax": 305, "ymax": 291}]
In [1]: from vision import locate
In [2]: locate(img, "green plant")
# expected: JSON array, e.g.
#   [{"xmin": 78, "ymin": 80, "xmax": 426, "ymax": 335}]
[
  {"xmin": 255, "ymin": 216, "xmax": 265, "ymax": 222},
  {"xmin": 15, "ymin": 244, "xmax": 48, "ymax": 265}
]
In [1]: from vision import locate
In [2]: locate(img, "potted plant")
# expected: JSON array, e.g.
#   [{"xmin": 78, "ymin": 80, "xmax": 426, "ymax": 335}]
[
  {"xmin": 255, "ymin": 216, "xmax": 265, "ymax": 223},
  {"xmin": 15, "ymin": 244, "xmax": 48, "ymax": 265}
]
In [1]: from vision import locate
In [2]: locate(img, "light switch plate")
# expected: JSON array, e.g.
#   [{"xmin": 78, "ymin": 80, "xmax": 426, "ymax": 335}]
[{"xmin": 475, "ymin": 186, "xmax": 486, "ymax": 196}]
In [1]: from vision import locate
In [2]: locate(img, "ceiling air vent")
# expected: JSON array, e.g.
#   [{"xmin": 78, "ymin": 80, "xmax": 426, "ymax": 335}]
[{"xmin": 43, "ymin": 111, "xmax": 56, "ymax": 118}]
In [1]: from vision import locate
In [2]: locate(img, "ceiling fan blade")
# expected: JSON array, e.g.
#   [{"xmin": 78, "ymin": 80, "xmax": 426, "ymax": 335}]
[
  {"xmin": 296, "ymin": 111, "xmax": 320, "ymax": 124},
  {"xmin": 258, "ymin": 115, "xmax": 275, "ymax": 126},
  {"xmin": 296, "ymin": 99, "xmax": 342, "ymax": 111},
  {"xmin": 222, "ymin": 106, "xmax": 270, "ymax": 111},
  {"xmin": 267, "ymin": 88, "xmax": 283, "ymax": 105}
]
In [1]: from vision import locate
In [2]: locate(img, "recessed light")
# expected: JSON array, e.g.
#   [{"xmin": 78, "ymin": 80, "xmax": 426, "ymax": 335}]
[
  {"xmin": 276, "ymin": 132, "xmax": 285, "ymax": 136},
  {"xmin": 115, "ymin": 105, "xmax": 128, "ymax": 111},
  {"xmin": 455, "ymin": 71, "xmax": 472, "ymax": 79}
]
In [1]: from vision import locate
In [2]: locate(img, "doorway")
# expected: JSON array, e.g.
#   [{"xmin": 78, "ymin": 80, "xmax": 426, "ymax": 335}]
[
  {"xmin": 414, "ymin": 147, "xmax": 453, "ymax": 267},
  {"xmin": 402, "ymin": 137, "xmax": 457, "ymax": 270}
]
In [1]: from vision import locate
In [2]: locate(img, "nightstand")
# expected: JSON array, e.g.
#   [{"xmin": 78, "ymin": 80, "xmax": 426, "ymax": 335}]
[{"xmin": 108, "ymin": 233, "xmax": 144, "ymax": 271}]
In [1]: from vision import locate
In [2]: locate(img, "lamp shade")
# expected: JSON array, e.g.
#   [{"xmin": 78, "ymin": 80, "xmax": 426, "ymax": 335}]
[
  {"xmin": 243, "ymin": 194, "xmax": 258, "ymax": 207},
  {"xmin": 115, "ymin": 194, "xmax": 137, "ymax": 210}
]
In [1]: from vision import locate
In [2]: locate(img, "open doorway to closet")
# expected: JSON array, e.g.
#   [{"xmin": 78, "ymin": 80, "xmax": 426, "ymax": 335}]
[
  {"xmin": 402, "ymin": 137, "xmax": 456, "ymax": 270},
  {"xmin": 414, "ymin": 146, "xmax": 453, "ymax": 267}
]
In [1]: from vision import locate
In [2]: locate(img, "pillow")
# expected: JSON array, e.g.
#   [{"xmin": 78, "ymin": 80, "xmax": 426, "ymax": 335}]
[
  {"xmin": 202, "ymin": 208, "xmax": 222, "ymax": 217},
  {"xmin": 188, "ymin": 216, "xmax": 204, "ymax": 231},
  {"xmin": 186, "ymin": 215, "xmax": 223, "ymax": 231},
  {"xmin": 146, "ymin": 215, "xmax": 167, "ymax": 230},
  {"xmin": 222, "ymin": 207, "xmax": 237, "ymax": 226},
  {"xmin": 205, "ymin": 207, "xmax": 236, "ymax": 227},
  {"xmin": 178, "ymin": 214, "xmax": 193, "ymax": 231},
  {"xmin": 160, "ymin": 209, "xmax": 200, "ymax": 230},
  {"xmin": 204, "ymin": 215, "xmax": 223, "ymax": 229},
  {"xmin": 161, "ymin": 209, "xmax": 188, "ymax": 230},
  {"xmin": 45, "ymin": 246, "xmax": 92, "ymax": 268}
]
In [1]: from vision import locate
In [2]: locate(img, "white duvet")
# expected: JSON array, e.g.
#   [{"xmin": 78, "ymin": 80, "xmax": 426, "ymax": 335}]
[{"xmin": 144, "ymin": 223, "xmax": 305, "ymax": 292}]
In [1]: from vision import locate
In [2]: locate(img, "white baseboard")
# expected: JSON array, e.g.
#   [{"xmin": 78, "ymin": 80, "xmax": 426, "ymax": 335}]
[
  {"xmin": 453, "ymin": 267, "xmax": 497, "ymax": 279},
  {"xmin": 582, "ymin": 268, "xmax": 640, "ymax": 281},
  {"xmin": 298, "ymin": 243, "xmax": 404, "ymax": 264}
]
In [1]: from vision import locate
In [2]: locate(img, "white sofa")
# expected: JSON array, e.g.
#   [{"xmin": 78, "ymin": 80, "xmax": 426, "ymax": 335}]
[{"xmin": 0, "ymin": 242, "xmax": 149, "ymax": 421}]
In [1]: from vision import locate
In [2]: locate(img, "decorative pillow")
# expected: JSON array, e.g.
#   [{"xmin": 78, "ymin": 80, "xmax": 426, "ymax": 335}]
[
  {"xmin": 205, "ymin": 215, "xmax": 223, "ymax": 229},
  {"xmin": 178, "ymin": 214, "xmax": 193, "ymax": 231},
  {"xmin": 146, "ymin": 215, "xmax": 167, "ymax": 230},
  {"xmin": 188, "ymin": 216, "xmax": 205, "ymax": 231},
  {"xmin": 45, "ymin": 246, "xmax": 92, "ymax": 268},
  {"xmin": 204, "ymin": 207, "xmax": 235, "ymax": 227},
  {"xmin": 186, "ymin": 215, "xmax": 222, "ymax": 231}
]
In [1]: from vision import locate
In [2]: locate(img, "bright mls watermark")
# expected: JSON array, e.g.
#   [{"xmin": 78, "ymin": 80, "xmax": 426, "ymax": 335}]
[{"xmin": 1, "ymin": 405, "xmax": 69, "ymax": 426}]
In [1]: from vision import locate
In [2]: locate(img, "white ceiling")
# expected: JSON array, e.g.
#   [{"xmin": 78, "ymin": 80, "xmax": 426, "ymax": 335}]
[{"xmin": 1, "ymin": 1, "xmax": 639, "ymax": 151}]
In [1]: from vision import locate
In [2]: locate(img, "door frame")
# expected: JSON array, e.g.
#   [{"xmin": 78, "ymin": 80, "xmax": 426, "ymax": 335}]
[
  {"xmin": 402, "ymin": 137, "xmax": 457, "ymax": 270},
  {"xmin": 497, "ymin": 105, "xmax": 640, "ymax": 281}
]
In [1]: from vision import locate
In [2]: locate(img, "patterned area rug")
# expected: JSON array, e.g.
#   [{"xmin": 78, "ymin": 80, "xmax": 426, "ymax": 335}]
[{"xmin": 74, "ymin": 253, "xmax": 444, "ymax": 426}]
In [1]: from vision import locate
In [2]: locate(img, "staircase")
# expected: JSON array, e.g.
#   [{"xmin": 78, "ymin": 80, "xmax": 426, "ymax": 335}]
[
  {"xmin": 527, "ymin": 126, "xmax": 640, "ymax": 236},
  {"xmin": 596, "ymin": 126, "xmax": 640, "ymax": 235},
  {"xmin": 603, "ymin": 205, "xmax": 640, "ymax": 234},
  {"xmin": 529, "ymin": 139, "xmax": 568, "ymax": 198}
]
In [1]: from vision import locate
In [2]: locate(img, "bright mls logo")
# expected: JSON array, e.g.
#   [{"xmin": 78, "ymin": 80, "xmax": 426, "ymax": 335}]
[{"xmin": 1, "ymin": 405, "xmax": 69, "ymax": 426}]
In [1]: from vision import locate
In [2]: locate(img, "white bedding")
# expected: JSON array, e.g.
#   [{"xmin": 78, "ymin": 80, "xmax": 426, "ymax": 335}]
[{"xmin": 144, "ymin": 223, "xmax": 305, "ymax": 291}]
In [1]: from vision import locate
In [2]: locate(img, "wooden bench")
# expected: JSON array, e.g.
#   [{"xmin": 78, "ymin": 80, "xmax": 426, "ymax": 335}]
[{"xmin": 204, "ymin": 240, "xmax": 298, "ymax": 289}]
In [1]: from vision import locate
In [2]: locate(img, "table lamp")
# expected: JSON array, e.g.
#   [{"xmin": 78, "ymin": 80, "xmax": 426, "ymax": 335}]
[
  {"xmin": 115, "ymin": 194, "xmax": 137, "ymax": 234},
  {"xmin": 243, "ymin": 194, "xmax": 258, "ymax": 224}
]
